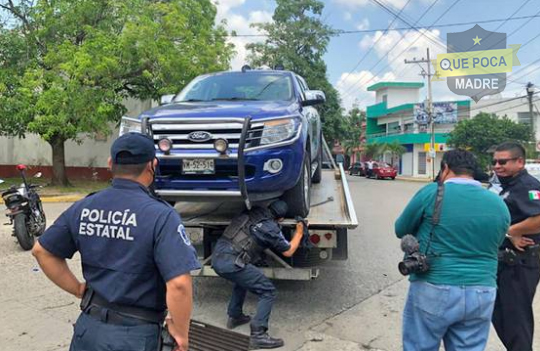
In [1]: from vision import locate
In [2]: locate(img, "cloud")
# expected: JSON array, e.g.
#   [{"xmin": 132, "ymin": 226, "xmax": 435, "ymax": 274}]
[
  {"xmin": 343, "ymin": 12, "xmax": 352, "ymax": 21},
  {"xmin": 213, "ymin": 1, "xmax": 273, "ymax": 70},
  {"xmin": 333, "ymin": 0, "xmax": 426, "ymax": 9},
  {"xmin": 356, "ymin": 18, "xmax": 369, "ymax": 31},
  {"xmin": 336, "ymin": 70, "xmax": 396, "ymax": 111}
]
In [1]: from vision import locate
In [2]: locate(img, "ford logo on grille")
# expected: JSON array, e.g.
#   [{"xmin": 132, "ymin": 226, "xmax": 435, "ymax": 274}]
[{"xmin": 188, "ymin": 131, "xmax": 212, "ymax": 142}]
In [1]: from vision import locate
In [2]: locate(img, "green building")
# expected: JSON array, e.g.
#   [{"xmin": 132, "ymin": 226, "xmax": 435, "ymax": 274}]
[{"xmin": 366, "ymin": 82, "xmax": 470, "ymax": 178}]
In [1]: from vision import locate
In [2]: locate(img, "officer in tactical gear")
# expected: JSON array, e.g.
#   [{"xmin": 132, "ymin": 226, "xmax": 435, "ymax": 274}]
[
  {"xmin": 32, "ymin": 132, "xmax": 201, "ymax": 351},
  {"xmin": 212, "ymin": 200, "xmax": 306, "ymax": 349}
]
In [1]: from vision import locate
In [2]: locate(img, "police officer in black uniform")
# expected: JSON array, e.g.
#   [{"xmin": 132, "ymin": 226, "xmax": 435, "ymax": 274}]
[
  {"xmin": 212, "ymin": 200, "xmax": 305, "ymax": 349},
  {"xmin": 491, "ymin": 141, "xmax": 540, "ymax": 351},
  {"xmin": 32, "ymin": 132, "xmax": 201, "ymax": 351}
]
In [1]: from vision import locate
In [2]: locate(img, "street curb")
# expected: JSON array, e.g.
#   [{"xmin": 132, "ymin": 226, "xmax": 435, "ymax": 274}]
[
  {"xmin": 0, "ymin": 194, "xmax": 85, "ymax": 205},
  {"xmin": 395, "ymin": 177, "xmax": 431, "ymax": 183}
]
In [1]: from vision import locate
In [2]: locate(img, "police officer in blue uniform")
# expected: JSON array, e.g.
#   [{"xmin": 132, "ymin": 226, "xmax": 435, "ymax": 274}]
[
  {"xmin": 212, "ymin": 201, "xmax": 305, "ymax": 349},
  {"xmin": 491, "ymin": 142, "xmax": 540, "ymax": 351},
  {"xmin": 32, "ymin": 132, "xmax": 201, "ymax": 351}
]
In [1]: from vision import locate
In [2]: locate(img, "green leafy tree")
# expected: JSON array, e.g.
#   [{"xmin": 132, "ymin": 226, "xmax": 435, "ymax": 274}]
[
  {"xmin": 245, "ymin": 0, "xmax": 344, "ymax": 142},
  {"xmin": 342, "ymin": 107, "xmax": 365, "ymax": 160},
  {"xmin": 0, "ymin": 0, "xmax": 233, "ymax": 185},
  {"xmin": 447, "ymin": 112, "xmax": 534, "ymax": 168},
  {"xmin": 363, "ymin": 142, "xmax": 382, "ymax": 160},
  {"xmin": 382, "ymin": 141, "xmax": 406, "ymax": 167}
]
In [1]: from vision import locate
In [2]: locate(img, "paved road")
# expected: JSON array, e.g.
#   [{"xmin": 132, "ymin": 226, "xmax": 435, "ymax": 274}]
[{"xmin": 1, "ymin": 177, "xmax": 521, "ymax": 351}]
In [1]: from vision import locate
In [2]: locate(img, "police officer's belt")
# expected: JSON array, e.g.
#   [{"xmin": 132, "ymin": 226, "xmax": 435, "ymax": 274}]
[
  {"xmin": 498, "ymin": 244, "xmax": 540, "ymax": 266},
  {"xmin": 81, "ymin": 287, "xmax": 166, "ymax": 325}
]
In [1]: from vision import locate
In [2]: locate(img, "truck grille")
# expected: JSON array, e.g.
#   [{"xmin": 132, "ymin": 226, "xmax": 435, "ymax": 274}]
[{"xmin": 151, "ymin": 121, "xmax": 264, "ymax": 150}]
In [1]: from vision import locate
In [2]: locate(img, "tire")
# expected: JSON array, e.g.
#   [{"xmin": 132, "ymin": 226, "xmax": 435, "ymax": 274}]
[
  {"xmin": 283, "ymin": 154, "xmax": 311, "ymax": 217},
  {"xmin": 14, "ymin": 214, "xmax": 34, "ymax": 251},
  {"xmin": 391, "ymin": 177, "xmax": 396, "ymax": 180},
  {"xmin": 311, "ymin": 139, "xmax": 322, "ymax": 184}
]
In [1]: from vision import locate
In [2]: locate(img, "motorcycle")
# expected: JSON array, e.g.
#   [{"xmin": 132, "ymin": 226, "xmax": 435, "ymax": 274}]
[{"xmin": 1, "ymin": 165, "xmax": 46, "ymax": 250}]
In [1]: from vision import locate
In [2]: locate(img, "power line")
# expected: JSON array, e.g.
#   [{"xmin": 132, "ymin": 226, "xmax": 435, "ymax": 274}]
[
  {"xmin": 338, "ymin": 0, "xmax": 438, "ymax": 93},
  {"xmin": 336, "ymin": 0, "xmax": 413, "ymax": 90},
  {"xmin": 342, "ymin": 0, "xmax": 461, "ymax": 102},
  {"xmin": 351, "ymin": 6, "xmax": 540, "ymax": 107},
  {"xmin": 228, "ymin": 14, "xmax": 540, "ymax": 37}
]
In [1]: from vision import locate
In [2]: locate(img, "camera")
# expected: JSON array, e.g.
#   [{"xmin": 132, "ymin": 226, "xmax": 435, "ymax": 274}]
[
  {"xmin": 398, "ymin": 234, "xmax": 430, "ymax": 276},
  {"xmin": 398, "ymin": 251, "xmax": 430, "ymax": 276}
]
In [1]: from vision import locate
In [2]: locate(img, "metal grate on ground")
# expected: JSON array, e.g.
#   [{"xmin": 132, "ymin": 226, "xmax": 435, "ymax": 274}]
[{"xmin": 189, "ymin": 320, "xmax": 250, "ymax": 351}]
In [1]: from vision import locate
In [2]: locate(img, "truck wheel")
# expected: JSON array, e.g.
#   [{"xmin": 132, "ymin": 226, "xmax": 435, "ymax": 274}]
[
  {"xmin": 284, "ymin": 155, "xmax": 311, "ymax": 217},
  {"xmin": 14, "ymin": 214, "xmax": 34, "ymax": 251},
  {"xmin": 311, "ymin": 141, "xmax": 322, "ymax": 184}
]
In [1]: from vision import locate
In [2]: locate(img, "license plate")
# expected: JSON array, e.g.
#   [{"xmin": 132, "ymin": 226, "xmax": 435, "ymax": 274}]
[{"xmin": 182, "ymin": 159, "xmax": 215, "ymax": 175}]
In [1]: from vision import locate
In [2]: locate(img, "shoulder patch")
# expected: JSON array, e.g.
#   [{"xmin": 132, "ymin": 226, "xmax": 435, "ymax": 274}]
[
  {"xmin": 528, "ymin": 190, "xmax": 540, "ymax": 200},
  {"xmin": 177, "ymin": 224, "xmax": 191, "ymax": 245}
]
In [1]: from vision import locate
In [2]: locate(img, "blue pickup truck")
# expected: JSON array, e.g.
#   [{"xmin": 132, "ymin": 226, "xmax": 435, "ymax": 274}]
[{"xmin": 120, "ymin": 68, "xmax": 325, "ymax": 216}]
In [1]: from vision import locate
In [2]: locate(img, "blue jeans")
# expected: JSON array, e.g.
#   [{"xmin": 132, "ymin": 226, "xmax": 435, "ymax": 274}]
[
  {"xmin": 69, "ymin": 312, "xmax": 160, "ymax": 351},
  {"xmin": 403, "ymin": 281, "xmax": 496, "ymax": 351},
  {"xmin": 216, "ymin": 263, "xmax": 276, "ymax": 329}
]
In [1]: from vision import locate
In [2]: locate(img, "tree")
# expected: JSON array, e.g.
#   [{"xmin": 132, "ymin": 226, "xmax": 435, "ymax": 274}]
[
  {"xmin": 447, "ymin": 112, "xmax": 534, "ymax": 168},
  {"xmin": 245, "ymin": 0, "xmax": 344, "ymax": 142},
  {"xmin": 0, "ymin": 0, "xmax": 233, "ymax": 185},
  {"xmin": 342, "ymin": 107, "xmax": 365, "ymax": 161},
  {"xmin": 363, "ymin": 142, "xmax": 382, "ymax": 160},
  {"xmin": 382, "ymin": 141, "xmax": 406, "ymax": 167}
]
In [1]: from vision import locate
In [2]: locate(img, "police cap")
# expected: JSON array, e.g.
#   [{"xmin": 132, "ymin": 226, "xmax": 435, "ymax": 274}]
[
  {"xmin": 111, "ymin": 132, "xmax": 156, "ymax": 164},
  {"xmin": 269, "ymin": 200, "xmax": 288, "ymax": 219}
]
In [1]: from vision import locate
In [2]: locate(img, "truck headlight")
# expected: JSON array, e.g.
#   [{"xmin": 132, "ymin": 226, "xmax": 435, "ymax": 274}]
[
  {"xmin": 260, "ymin": 118, "xmax": 300, "ymax": 145},
  {"xmin": 119, "ymin": 117, "xmax": 142, "ymax": 136}
]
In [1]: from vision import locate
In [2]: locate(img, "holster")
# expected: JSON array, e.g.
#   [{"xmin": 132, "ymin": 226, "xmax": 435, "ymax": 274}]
[
  {"xmin": 159, "ymin": 324, "xmax": 177, "ymax": 351},
  {"xmin": 498, "ymin": 244, "xmax": 540, "ymax": 266}
]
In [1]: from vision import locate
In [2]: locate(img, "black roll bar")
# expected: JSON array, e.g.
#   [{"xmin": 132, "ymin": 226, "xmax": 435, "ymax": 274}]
[{"xmin": 238, "ymin": 117, "xmax": 252, "ymax": 210}]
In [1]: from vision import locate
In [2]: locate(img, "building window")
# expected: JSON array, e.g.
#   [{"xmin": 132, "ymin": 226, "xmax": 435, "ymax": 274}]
[
  {"xmin": 418, "ymin": 152, "xmax": 427, "ymax": 175},
  {"xmin": 517, "ymin": 112, "xmax": 540, "ymax": 125},
  {"xmin": 382, "ymin": 95, "xmax": 388, "ymax": 103}
]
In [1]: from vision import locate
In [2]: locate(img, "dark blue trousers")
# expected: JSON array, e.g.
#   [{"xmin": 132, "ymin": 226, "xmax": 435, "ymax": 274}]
[
  {"xmin": 218, "ymin": 264, "xmax": 276, "ymax": 329},
  {"xmin": 493, "ymin": 262, "xmax": 540, "ymax": 351},
  {"xmin": 69, "ymin": 312, "xmax": 160, "ymax": 351}
]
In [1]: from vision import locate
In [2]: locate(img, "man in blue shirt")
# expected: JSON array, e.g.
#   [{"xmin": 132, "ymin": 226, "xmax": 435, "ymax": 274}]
[
  {"xmin": 212, "ymin": 201, "xmax": 305, "ymax": 349},
  {"xmin": 32, "ymin": 133, "xmax": 201, "ymax": 351}
]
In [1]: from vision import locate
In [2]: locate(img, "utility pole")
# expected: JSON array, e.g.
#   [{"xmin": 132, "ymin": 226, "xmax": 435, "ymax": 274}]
[
  {"xmin": 405, "ymin": 48, "xmax": 435, "ymax": 180},
  {"xmin": 527, "ymin": 82, "xmax": 535, "ymax": 138}
]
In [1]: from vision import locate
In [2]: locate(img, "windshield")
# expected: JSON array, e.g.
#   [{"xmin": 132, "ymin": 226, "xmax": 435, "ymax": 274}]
[{"xmin": 175, "ymin": 72, "xmax": 294, "ymax": 102}]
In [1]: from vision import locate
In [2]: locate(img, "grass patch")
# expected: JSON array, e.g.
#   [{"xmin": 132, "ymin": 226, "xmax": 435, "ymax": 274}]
[{"xmin": 0, "ymin": 177, "xmax": 109, "ymax": 196}]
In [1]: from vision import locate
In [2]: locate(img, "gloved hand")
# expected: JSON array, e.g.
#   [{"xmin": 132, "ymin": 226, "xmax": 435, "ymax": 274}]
[{"xmin": 295, "ymin": 216, "xmax": 312, "ymax": 248}]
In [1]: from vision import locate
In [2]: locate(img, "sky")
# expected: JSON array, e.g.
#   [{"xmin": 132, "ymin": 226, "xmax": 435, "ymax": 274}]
[{"xmin": 213, "ymin": 0, "xmax": 540, "ymax": 111}]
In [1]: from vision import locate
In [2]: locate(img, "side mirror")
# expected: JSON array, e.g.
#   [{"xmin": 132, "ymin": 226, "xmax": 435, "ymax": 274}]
[
  {"xmin": 301, "ymin": 90, "xmax": 326, "ymax": 106},
  {"xmin": 34, "ymin": 172, "xmax": 42, "ymax": 178},
  {"xmin": 160, "ymin": 94, "xmax": 175, "ymax": 105}
]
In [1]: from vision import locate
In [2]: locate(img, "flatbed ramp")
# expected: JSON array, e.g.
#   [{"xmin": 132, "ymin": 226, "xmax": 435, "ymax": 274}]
[{"xmin": 178, "ymin": 165, "xmax": 357, "ymax": 229}]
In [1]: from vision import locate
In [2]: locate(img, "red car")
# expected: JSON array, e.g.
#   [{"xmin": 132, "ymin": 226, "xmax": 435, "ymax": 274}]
[{"xmin": 370, "ymin": 162, "xmax": 397, "ymax": 180}]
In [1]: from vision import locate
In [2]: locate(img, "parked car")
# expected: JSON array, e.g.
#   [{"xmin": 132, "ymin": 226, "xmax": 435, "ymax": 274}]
[
  {"xmin": 120, "ymin": 68, "xmax": 325, "ymax": 217},
  {"xmin": 370, "ymin": 162, "xmax": 397, "ymax": 180},
  {"xmin": 349, "ymin": 162, "xmax": 365, "ymax": 176}
]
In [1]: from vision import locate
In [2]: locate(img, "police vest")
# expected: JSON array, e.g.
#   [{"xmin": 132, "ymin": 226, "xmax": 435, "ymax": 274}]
[{"xmin": 221, "ymin": 207, "xmax": 271, "ymax": 264}]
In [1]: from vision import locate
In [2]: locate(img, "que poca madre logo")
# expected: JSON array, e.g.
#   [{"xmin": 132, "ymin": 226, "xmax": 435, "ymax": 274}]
[{"xmin": 433, "ymin": 25, "xmax": 521, "ymax": 102}]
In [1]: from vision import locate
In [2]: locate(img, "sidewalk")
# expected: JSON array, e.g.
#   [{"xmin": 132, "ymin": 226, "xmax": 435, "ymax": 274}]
[{"xmin": 298, "ymin": 278, "xmax": 540, "ymax": 351}]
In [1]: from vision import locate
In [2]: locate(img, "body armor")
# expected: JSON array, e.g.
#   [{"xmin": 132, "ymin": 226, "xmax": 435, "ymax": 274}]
[{"xmin": 222, "ymin": 207, "xmax": 272, "ymax": 267}]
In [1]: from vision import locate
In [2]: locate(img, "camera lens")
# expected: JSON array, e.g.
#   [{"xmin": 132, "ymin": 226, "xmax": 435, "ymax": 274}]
[{"xmin": 398, "ymin": 261, "xmax": 412, "ymax": 276}]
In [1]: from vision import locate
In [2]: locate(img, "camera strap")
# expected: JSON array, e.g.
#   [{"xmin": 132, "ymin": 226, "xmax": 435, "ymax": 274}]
[{"xmin": 424, "ymin": 182, "xmax": 445, "ymax": 255}]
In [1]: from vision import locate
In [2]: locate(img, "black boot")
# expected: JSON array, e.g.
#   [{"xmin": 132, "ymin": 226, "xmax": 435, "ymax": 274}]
[
  {"xmin": 249, "ymin": 326, "xmax": 284, "ymax": 349},
  {"xmin": 226, "ymin": 314, "xmax": 251, "ymax": 329}
]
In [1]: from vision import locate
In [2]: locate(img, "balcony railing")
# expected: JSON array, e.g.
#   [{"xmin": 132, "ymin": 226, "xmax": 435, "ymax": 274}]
[{"xmin": 368, "ymin": 127, "xmax": 454, "ymax": 139}]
